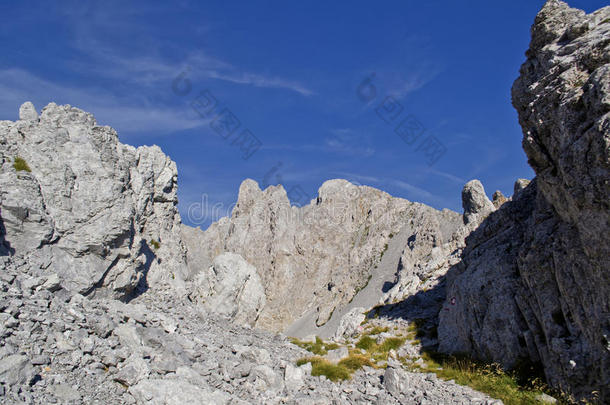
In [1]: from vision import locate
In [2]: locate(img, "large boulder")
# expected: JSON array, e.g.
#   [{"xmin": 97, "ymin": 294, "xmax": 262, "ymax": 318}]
[
  {"xmin": 0, "ymin": 102, "xmax": 188, "ymax": 298},
  {"xmin": 439, "ymin": 1, "xmax": 610, "ymax": 401},
  {"xmin": 190, "ymin": 252, "xmax": 266, "ymax": 327}
]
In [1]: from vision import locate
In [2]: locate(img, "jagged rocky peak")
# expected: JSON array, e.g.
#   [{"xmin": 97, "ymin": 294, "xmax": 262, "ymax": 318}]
[
  {"xmin": 0, "ymin": 102, "xmax": 188, "ymax": 299},
  {"xmin": 188, "ymin": 176, "xmax": 478, "ymax": 337},
  {"xmin": 439, "ymin": 1, "xmax": 610, "ymax": 401},
  {"xmin": 461, "ymin": 180, "xmax": 495, "ymax": 225}
]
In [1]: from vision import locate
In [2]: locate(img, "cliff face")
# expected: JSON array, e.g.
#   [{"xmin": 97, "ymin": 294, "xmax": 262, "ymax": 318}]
[
  {"xmin": 0, "ymin": 102, "xmax": 189, "ymax": 298},
  {"xmin": 438, "ymin": 1, "xmax": 610, "ymax": 401},
  {"xmin": 187, "ymin": 178, "xmax": 466, "ymax": 332}
]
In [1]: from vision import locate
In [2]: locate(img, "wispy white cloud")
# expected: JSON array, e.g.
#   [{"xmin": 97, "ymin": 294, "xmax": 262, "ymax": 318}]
[
  {"xmin": 67, "ymin": 17, "xmax": 314, "ymax": 97},
  {"xmin": 204, "ymin": 70, "xmax": 315, "ymax": 96},
  {"xmin": 0, "ymin": 68, "xmax": 204, "ymax": 135},
  {"xmin": 425, "ymin": 168, "xmax": 466, "ymax": 185}
]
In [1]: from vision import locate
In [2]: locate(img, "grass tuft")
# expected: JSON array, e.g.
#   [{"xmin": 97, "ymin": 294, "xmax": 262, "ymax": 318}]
[
  {"xmin": 379, "ymin": 337, "xmax": 406, "ymax": 352},
  {"xmin": 355, "ymin": 335, "xmax": 376, "ymax": 351},
  {"xmin": 290, "ymin": 336, "xmax": 338, "ymax": 356},
  {"xmin": 297, "ymin": 356, "xmax": 351, "ymax": 381},
  {"xmin": 367, "ymin": 326, "xmax": 389, "ymax": 335},
  {"xmin": 338, "ymin": 354, "xmax": 374, "ymax": 371},
  {"xmin": 13, "ymin": 156, "xmax": 31, "ymax": 172}
]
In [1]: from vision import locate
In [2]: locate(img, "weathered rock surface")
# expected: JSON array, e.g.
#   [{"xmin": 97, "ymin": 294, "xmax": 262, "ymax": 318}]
[
  {"xmin": 0, "ymin": 102, "xmax": 188, "ymax": 298},
  {"xmin": 0, "ymin": 259, "xmax": 498, "ymax": 404},
  {"xmin": 192, "ymin": 178, "xmax": 469, "ymax": 334},
  {"xmin": 439, "ymin": 1, "xmax": 610, "ymax": 401},
  {"xmin": 190, "ymin": 252, "xmax": 265, "ymax": 327}
]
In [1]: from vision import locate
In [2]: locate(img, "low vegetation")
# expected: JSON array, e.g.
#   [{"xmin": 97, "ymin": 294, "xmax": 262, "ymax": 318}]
[
  {"xmin": 379, "ymin": 243, "xmax": 389, "ymax": 260},
  {"xmin": 289, "ymin": 336, "xmax": 339, "ymax": 356},
  {"xmin": 349, "ymin": 274, "xmax": 372, "ymax": 303},
  {"xmin": 13, "ymin": 156, "xmax": 31, "ymax": 172},
  {"xmin": 293, "ymin": 321, "xmax": 576, "ymax": 404},
  {"xmin": 149, "ymin": 239, "xmax": 161, "ymax": 250},
  {"xmin": 404, "ymin": 321, "xmax": 576, "ymax": 405},
  {"xmin": 409, "ymin": 352, "xmax": 567, "ymax": 405},
  {"xmin": 297, "ymin": 353, "xmax": 375, "ymax": 382},
  {"xmin": 296, "ymin": 356, "xmax": 351, "ymax": 381}
]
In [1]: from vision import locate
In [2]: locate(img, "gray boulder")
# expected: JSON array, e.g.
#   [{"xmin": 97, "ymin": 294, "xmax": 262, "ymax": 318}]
[{"xmin": 190, "ymin": 252, "xmax": 266, "ymax": 327}]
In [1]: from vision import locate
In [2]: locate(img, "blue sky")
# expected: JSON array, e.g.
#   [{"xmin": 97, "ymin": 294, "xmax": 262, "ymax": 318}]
[{"xmin": 2, "ymin": 1, "xmax": 607, "ymax": 228}]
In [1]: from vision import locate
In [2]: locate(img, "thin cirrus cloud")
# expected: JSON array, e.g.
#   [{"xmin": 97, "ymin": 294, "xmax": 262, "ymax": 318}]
[
  {"xmin": 69, "ymin": 31, "xmax": 314, "ymax": 97},
  {"xmin": 0, "ymin": 68, "xmax": 203, "ymax": 134}
]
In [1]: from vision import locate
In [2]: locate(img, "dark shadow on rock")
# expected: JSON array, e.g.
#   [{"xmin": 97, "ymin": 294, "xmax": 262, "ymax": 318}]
[
  {"xmin": 0, "ymin": 213, "xmax": 15, "ymax": 256},
  {"xmin": 382, "ymin": 281, "xmax": 396, "ymax": 293},
  {"xmin": 367, "ymin": 260, "xmax": 464, "ymax": 352},
  {"xmin": 125, "ymin": 239, "xmax": 156, "ymax": 302}
]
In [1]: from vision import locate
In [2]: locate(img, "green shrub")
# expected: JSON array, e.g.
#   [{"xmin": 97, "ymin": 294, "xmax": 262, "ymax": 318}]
[{"xmin": 13, "ymin": 156, "xmax": 31, "ymax": 172}]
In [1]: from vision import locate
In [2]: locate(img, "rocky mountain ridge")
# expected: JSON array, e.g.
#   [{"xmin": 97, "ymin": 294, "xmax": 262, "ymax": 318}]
[{"xmin": 0, "ymin": 0, "xmax": 608, "ymax": 403}]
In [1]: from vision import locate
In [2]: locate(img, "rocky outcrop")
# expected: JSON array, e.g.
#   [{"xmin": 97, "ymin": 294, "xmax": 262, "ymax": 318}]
[
  {"xmin": 381, "ymin": 180, "xmax": 494, "ymax": 307},
  {"xmin": 438, "ymin": 1, "xmax": 610, "ymax": 401},
  {"xmin": 0, "ymin": 102, "xmax": 188, "ymax": 298},
  {"xmin": 191, "ymin": 177, "xmax": 467, "ymax": 333},
  {"xmin": 190, "ymin": 252, "xmax": 266, "ymax": 327}
]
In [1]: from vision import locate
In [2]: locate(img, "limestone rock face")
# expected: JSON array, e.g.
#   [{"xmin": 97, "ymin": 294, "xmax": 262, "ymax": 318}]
[
  {"xmin": 439, "ymin": 1, "xmax": 610, "ymax": 401},
  {"xmin": 462, "ymin": 180, "xmax": 495, "ymax": 225},
  {"xmin": 193, "ymin": 178, "xmax": 467, "ymax": 333},
  {"xmin": 382, "ymin": 181, "xmax": 493, "ymax": 307},
  {"xmin": 0, "ymin": 102, "xmax": 188, "ymax": 298},
  {"xmin": 190, "ymin": 252, "xmax": 265, "ymax": 327}
]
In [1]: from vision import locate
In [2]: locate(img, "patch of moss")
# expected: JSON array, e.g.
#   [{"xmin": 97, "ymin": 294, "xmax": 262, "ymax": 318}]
[
  {"xmin": 380, "ymin": 243, "xmax": 389, "ymax": 260},
  {"xmin": 13, "ymin": 156, "xmax": 31, "ymax": 172},
  {"xmin": 149, "ymin": 239, "xmax": 161, "ymax": 250},
  {"xmin": 298, "ymin": 353, "xmax": 376, "ymax": 382}
]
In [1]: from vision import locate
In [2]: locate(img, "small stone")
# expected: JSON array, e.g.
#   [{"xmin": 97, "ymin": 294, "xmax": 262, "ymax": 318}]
[
  {"xmin": 383, "ymin": 367, "xmax": 404, "ymax": 396},
  {"xmin": 30, "ymin": 355, "xmax": 51, "ymax": 365},
  {"xmin": 52, "ymin": 384, "xmax": 81, "ymax": 402},
  {"xmin": 284, "ymin": 363, "xmax": 304, "ymax": 392},
  {"xmin": 42, "ymin": 274, "xmax": 62, "ymax": 292}
]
